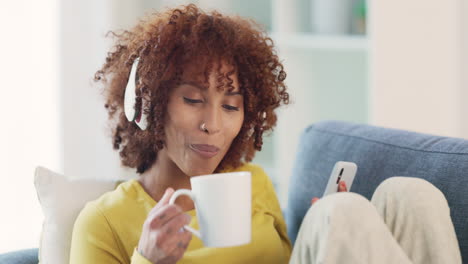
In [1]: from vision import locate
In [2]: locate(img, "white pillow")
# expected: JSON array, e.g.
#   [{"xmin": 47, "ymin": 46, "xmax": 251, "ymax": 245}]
[{"xmin": 34, "ymin": 166, "xmax": 125, "ymax": 264}]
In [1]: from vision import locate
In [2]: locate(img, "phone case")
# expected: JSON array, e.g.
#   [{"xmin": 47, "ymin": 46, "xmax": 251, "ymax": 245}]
[{"xmin": 323, "ymin": 161, "xmax": 357, "ymax": 197}]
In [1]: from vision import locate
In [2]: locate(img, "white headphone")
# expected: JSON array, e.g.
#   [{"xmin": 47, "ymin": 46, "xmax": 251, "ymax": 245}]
[{"xmin": 124, "ymin": 57, "xmax": 148, "ymax": 130}]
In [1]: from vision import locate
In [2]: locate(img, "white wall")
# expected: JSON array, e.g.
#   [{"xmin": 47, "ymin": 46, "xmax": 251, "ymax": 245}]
[
  {"xmin": 0, "ymin": 0, "xmax": 60, "ymax": 253},
  {"xmin": 60, "ymin": 0, "xmax": 140, "ymax": 181},
  {"xmin": 461, "ymin": 0, "xmax": 468, "ymax": 138},
  {"xmin": 370, "ymin": 0, "xmax": 468, "ymax": 139}
]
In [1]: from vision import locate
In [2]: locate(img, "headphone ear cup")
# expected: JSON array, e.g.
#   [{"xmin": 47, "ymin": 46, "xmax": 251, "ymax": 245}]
[
  {"xmin": 135, "ymin": 113, "xmax": 148, "ymax": 130},
  {"xmin": 124, "ymin": 57, "xmax": 149, "ymax": 130},
  {"xmin": 124, "ymin": 84, "xmax": 137, "ymax": 121},
  {"xmin": 124, "ymin": 58, "xmax": 140, "ymax": 122},
  {"xmin": 135, "ymin": 97, "xmax": 148, "ymax": 130},
  {"xmin": 135, "ymin": 108, "xmax": 148, "ymax": 130}
]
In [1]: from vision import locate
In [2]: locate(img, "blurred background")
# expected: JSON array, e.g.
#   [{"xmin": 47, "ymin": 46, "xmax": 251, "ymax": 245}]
[{"xmin": 1, "ymin": 0, "xmax": 467, "ymax": 254}]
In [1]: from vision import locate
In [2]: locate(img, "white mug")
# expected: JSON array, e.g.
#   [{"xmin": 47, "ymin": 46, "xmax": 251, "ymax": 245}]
[{"xmin": 169, "ymin": 171, "xmax": 251, "ymax": 248}]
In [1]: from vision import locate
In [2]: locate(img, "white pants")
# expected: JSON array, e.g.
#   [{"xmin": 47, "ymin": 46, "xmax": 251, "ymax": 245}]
[{"xmin": 289, "ymin": 177, "xmax": 462, "ymax": 264}]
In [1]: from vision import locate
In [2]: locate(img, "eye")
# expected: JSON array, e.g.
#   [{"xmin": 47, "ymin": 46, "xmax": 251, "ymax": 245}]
[
  {"xmin": 223, "ymin": 104, "xmax": 240, "ymax": 111},
  {"xmin": 183, "ymin": 97, "xmax": 203, "ymax": 104}
]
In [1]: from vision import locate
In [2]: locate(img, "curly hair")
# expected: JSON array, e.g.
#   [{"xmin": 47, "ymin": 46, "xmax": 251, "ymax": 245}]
[{"xmin": 94, "ymin": 4, "xmax": 289, "ymax": 174}]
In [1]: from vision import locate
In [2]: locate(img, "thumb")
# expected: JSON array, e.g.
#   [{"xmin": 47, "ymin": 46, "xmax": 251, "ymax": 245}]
[{"xmin": 147, "ymin": 187, "xmax": 175, "ymax": 217}]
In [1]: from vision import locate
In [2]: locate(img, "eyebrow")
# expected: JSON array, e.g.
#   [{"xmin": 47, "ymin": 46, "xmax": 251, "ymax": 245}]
[
  {"xmin": 182, "ymin": 81, "xmax": 242, "ymax": 96},
  {"xmin": 225, "ymin": 91, "xmax": 242, "ymax": 96}
]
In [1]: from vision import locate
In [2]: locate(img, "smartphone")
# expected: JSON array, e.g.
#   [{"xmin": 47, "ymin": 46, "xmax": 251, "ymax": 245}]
[{"xmin": 323, "ymin": 161, "xmax": 357, "ymax": 197}]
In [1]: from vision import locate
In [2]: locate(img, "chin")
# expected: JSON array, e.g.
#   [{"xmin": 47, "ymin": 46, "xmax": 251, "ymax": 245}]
[{"xmin": 185, "ymin": 163, "xmax": 218, "ymax": 177}]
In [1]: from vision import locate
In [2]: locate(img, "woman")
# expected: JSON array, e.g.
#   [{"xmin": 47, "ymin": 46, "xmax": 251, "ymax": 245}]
[{"xmin": 70, "ymin": 4, "xmax": 291, "ymax": 264}]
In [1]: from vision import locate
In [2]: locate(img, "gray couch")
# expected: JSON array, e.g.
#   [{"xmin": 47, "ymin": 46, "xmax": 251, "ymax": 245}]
[
  {"xmin": 0, "ymin": 248, "xmax": 38, "ymax": 264},
  {"xmin": 2, "ymin": 120, "xmax": 467, "ymax": 263},
  {"xmin": 286, "ymin": 120, "xmax": 468, "ymax": 263}
]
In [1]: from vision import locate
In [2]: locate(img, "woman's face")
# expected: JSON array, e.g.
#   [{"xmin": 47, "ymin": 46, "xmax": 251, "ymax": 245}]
[{"xmin": 163, "ymin": 61, "xmax": 244, "ymax": 176}]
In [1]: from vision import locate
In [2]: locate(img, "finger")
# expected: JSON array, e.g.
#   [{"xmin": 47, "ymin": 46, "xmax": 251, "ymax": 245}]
[
  {"xmin": 158, "ymin": 214, "xmax": 192, "ymax": 253},
  {"xmin": 147, "ymin": 188, "xmax": 175, "ymax": 219},
  {"xmin": 160, "ymin": 213, "xmax": 192, "ymax": 237},
  {"xmin": 159, "ymin": 187, "xmax": 175, "ymax": 205},
  {"xmin": 338, "ymin": 181, "xmax": 348, "ymax": 192},
  {"xmin": 167, "ymin": 231, "xmax": 192, "ymax": 259},
  {"xmin": 147, "ymin": 204, "xmax": 182, "ymax": 230},
  {"xmin": 148, "ymin": 202, "xmax": 180, "ymax": 222},
  {"xmin": 149, "ymin": 188, "xmax": 175, "ymax": 214},
  {"xmin": 311, "ymin": 197, "xmax": 320, "ymax": 205},
  {"xmin": 163, "ymin": 227, "xmax": 192, "ymax": 256}
]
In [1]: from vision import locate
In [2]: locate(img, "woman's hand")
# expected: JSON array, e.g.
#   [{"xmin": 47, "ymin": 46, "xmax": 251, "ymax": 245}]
[
  {"xmin": 138, "ymin": 188, "xmax": 192, "ymax": 264},
  {"xmin": 311, "ymin": 181, "xmax": 348, "ymax": 205}
]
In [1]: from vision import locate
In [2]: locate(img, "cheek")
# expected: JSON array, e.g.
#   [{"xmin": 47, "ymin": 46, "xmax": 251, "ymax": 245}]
[
  {"xmin": 165, "ymin": 105, "xmax": 192, "ymax": 148},
  {"xmin": 225, "ymin": 112, "xmax": 244, "ymax": 141}
]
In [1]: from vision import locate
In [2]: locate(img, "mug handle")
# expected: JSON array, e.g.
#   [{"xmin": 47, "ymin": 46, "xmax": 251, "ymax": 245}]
[{"xmin": 168, "ymin": 189, "xmax": 201, "ymax": 239}]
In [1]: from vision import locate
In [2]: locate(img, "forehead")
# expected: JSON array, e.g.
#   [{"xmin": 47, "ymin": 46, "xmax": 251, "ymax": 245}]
[{"xmin": 181, "ymin": 59, "xmax": 239, "ymax": 87}]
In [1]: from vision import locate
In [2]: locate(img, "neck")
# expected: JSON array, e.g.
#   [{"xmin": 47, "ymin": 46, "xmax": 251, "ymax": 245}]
[{"xmin": 137, "ymin": 148, "xmax": 194, "ymax": 211}]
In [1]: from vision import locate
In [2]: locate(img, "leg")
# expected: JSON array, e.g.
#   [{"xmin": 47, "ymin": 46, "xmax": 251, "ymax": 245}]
[
  {"xmin": 290, "ymin": 192, "xmax": 412, "ymax": 264},
  {"xmin": 371, "ymin": 177, "xmax": 462, "ymax": 264}
]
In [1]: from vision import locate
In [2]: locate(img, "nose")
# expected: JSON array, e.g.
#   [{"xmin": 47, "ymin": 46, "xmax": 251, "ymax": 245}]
[{"xmin": 201, "ymin": 104, "xmax": 221, "ymax": 134}]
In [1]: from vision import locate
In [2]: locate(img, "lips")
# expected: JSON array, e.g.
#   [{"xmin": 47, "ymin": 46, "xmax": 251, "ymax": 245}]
[{"xmin": 190, "ymin": 144, "xmax": 220, "ymax": 158}]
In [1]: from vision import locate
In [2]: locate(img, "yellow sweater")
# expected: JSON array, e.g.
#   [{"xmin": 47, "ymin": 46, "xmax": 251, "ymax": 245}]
[{"xmin": 70, "ymin": 163, "xmax": 292, "ymax": 264}]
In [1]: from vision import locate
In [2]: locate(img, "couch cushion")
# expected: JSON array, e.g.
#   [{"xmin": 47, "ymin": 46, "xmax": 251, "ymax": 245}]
[
  {"xmin": 34, "ymin": 167, "xmax": 129, "ymax": 264},
  {"xmin": 286, "ymin": 120, "xmax": 468, "ymax": 262},
  {"xmin": 0, "ymin": 248, "xmax": 38, "ymax": 264}
]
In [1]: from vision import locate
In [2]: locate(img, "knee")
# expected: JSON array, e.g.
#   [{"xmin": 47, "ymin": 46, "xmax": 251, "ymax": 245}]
[
  {"xmin": 296, "ymin": 193, "xmax": 377, "ymax": 257},
  {"xmin": 372, "ymin": 177, "xmax": 449, "ymax": 213},
  {"xmin": 304, "ymin": 192, "xmax": 375, "ymax": 224}
]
